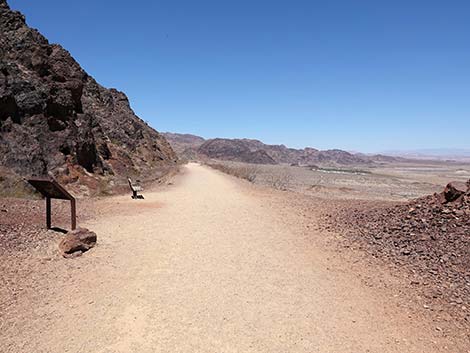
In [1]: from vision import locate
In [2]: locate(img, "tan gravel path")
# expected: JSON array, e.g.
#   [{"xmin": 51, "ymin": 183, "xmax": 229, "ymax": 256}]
[{"xmin": 2, "ymin": 163, "xmax": 464, "ymax": 352}]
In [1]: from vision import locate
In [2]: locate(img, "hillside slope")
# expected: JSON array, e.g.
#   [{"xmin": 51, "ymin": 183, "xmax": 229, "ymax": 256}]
[
  {"xmin": 165, "ymin": 132, "xmax": 379, "ymax": 166},
  {"xmin": 162, "ymin": 132, "xmax": 205, "ymax": 154},
  {"xmin": 198, "ymin": 138, "xmax": 277, "ymax": 164},
  {"xmin": 0, "ymin": 0, "xmax": 176, "ymax": 195}
]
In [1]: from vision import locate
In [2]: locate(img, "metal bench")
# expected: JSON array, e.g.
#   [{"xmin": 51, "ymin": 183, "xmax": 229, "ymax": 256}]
[{"xmin": 128, "ymin": 178, "xmax": 144, "ymax": 199}]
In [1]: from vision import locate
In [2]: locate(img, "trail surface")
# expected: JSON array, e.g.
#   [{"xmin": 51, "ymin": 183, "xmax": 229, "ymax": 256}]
[{"xmin": 3, "ymin": 163, "xmax": 462, "ymax": 352}]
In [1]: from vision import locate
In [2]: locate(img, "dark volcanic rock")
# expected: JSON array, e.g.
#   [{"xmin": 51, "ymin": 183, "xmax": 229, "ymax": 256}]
[
  {"xmin": 0, "ymin": 1, "xmax": 176, "ymax": 193},
  {"xmin": 443, "ymin": 181, "xmax": 467, "ymax": 203},
  {"xmin": 59, "ymin": 228, "xmax": 97, "ymax": 256}
]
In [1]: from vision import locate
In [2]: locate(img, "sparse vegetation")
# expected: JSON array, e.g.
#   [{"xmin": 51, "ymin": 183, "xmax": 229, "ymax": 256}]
[
  {"xmin": 206, "ymin": 161, "xmax": 295, "ymax": 191},
  {"xmin": 265, "ymin": 170, "xmax": 292, "ymax": 190},
  {"xmin": 203, "ymin": 160, "xmax": 470, "ymax": 201},
  {"xmin": 0, "ymin": 168, "xmax": 39, "ymax": 198},
  {"xmin": 207, "ymin": 161, "xmax": 259, "ymax": 183},
  {"xmin": 310, "ymin": 166, "xmax": 372, "ymax": 175}
]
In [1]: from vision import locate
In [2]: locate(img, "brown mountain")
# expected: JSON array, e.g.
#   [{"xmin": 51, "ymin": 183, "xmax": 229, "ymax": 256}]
[
  {"xmin": 0, "ymin": 1, "xmax": 176, "ymax": 195},
  {"xmin": 165, "ymin": 133, "xmax": 381, "ymax": 166},
  {"xmin": 162, "ymin": 132, "xmax": 205, "ymax": 155},
  {"xmin": 198, "ymin": 138, "xmax": 277, "ymax": 164}
]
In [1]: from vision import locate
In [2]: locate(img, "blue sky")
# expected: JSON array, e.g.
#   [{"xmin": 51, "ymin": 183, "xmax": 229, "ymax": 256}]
[{"xmin": 8, "ymin": 0, "xmax": 470, "ymax": 152}]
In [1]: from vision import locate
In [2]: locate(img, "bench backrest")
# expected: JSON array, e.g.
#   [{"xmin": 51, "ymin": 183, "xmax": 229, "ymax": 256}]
[{"xmin": 128, "ymin": 178, "xmax": 142, "ymax": 192}]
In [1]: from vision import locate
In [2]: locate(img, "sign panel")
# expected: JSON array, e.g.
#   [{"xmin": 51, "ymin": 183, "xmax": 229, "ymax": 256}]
[{"xmin": 27, "ymin": 178, "xmax": 74, "ymax": 200}]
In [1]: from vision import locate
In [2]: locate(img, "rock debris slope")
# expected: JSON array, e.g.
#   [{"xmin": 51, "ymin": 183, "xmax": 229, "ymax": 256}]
[
  {"xmin": 325, "ymin": 180, "xmax": 470, "ymax": 322},
  {"xmin": 0, "ymin": 0, "xmax": 176, "ymax": 194}
]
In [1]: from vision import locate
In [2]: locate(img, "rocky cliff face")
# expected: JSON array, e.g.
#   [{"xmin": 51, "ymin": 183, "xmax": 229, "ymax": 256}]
[{"xmin": 0, "ymin": 0, "xmax": 176, "ymax": 194}]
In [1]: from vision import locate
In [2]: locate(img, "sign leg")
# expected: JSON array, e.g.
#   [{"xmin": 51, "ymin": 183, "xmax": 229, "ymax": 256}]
[
  {"xmin": 46, "ymin": 197, "xmax": 51, "ymax": 229},
  {"xmin": 71, "ymin": 199, "xmax": 77, "ymax": 230}
]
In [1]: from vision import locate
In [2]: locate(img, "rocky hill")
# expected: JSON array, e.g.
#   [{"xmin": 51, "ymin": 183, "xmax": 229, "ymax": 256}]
[
  {"xmin": 0, "ymin": 0, "xmax": 176, "ymax": 195},
  {"xmin": 164, "ymin": 132, "xmax": 387, "ymax": 166},
  {"xmin": 198, "ymin": 138, "xmax": 277, "ymax": 164},
  {"xmin": 162, "ymin": 132, "xmax": 205, "ymax": 154}
]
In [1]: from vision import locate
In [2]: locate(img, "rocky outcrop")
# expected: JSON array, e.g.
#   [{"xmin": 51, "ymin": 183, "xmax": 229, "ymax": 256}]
[
  {"xmin": 0, "ymin": 1, "xmax": 176, "ymax": 194},
  {"xmin": 442, "ymin": 181, "xmax": 467, "ymax": 203},
  {"xmin": 59, "ymin": 228, "xmax": 97, "ymax": 257}
]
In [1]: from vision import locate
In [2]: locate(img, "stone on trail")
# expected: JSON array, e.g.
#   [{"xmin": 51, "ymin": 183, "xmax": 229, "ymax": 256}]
[{"xmin": 59, "ymin": 228, "xmax": 97, "ymax": 257}]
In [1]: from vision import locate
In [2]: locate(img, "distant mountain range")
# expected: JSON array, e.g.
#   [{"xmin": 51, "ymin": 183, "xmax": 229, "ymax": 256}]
[{"xmin": 163, "ymin": 133, "xmax": 404, "ymax": 166}]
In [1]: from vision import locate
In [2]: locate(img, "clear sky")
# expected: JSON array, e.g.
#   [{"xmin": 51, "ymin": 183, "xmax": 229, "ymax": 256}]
[{"xmin": 8, "ymin": 0, "xmax": 470, "ymax": 152}]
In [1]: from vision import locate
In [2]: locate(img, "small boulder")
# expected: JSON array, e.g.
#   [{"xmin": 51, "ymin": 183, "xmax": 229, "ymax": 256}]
[
  {"xmin": 59, "ymin": 228, "xmax": 97, "ymax": 256},
  {"xmin": 442, "ymin": 182, "xmax": 466, "ymax": 203}
]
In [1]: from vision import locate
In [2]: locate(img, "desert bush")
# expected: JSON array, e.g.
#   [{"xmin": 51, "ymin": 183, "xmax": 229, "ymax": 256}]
[
  {"xmin": 207, "ymin": 162, "xmax": 295, "ymax": 190},
  {"xmin": 266, "ymin": 170, "xmax": 292, "ymax": 190},
  {"xmin": 207, "ymin": 162, "xmax": 259, "ymax": 183},
  {"xmin": 236, "ymin": 165, "xmax": 259, "ymax": 182}
]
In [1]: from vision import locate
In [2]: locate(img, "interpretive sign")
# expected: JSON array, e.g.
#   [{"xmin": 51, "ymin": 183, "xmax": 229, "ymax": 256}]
[{"xmin": 27, "ymin": 178, "xmax": 77, "ymax": 230}]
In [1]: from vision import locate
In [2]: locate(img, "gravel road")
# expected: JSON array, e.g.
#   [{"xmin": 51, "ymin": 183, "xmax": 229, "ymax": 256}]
[{"xmin": 1, "ymin": 163, "xmax": 465, "ymax": 352}]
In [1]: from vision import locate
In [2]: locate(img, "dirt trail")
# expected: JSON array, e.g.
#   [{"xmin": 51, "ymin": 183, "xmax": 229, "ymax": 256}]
[{"xmin": 2, "ymin": 163, "xmax": 465, "ymax": 352}]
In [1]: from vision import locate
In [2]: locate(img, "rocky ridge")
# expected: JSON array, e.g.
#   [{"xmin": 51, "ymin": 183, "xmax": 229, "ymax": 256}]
[
  {"xmin": 163, "ymin": 132, "xmax": 398, "ymax": 166},
  {"xmin": 0, "ymin": 0, "xmax": 176, "ymax": 195},
  {"xmin": 197, "ymin": 138, "xmax": 277, "ymax": 165}
]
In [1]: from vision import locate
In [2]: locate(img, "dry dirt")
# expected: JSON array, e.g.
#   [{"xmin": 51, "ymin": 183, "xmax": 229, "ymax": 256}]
[
  {"xmin": 1, "ymin": 163, "xmax": 469, "ymax": 352},
  {"xmin": 209, "ymin": 160, "xmax": 470, "ymax": 201}
]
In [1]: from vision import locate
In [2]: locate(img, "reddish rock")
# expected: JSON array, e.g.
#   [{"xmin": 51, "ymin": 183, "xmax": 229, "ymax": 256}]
[
  {"xmin": 324, "ymin": 182, "xmax": 470, "ymax": 323},
  {"xmin": 59, "ymin": 228, "xmax": 97, "ymax": 256},
  {"xmin": 443, "ymin": 182, "xmax": 467, "ymax": 203}
]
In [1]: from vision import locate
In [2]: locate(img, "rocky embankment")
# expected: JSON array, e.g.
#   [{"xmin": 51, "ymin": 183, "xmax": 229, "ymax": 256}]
[
  {"xmin": 324, "ymin": 180, "xmax": 470, "ymax": 324},
  {"xmin": 0, "ymin": 0, "xmax": 176, "ymax": 195}
]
